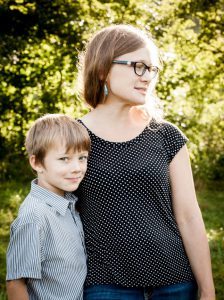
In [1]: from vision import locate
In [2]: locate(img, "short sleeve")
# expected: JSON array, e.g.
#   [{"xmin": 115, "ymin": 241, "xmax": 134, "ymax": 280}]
[
  {"xmin": 162, "ymin": 122, "xmax": 188, "ymax": 163},
  {"xmin": 6, "ymin": 222, "xmax": 44, "ymax": 280}
]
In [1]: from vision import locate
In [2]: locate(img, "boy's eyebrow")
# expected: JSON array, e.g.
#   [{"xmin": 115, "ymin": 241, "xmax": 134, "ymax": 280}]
[{"xmin": 57, "ymin": 150, "xmax": 89, "ymax": 155}]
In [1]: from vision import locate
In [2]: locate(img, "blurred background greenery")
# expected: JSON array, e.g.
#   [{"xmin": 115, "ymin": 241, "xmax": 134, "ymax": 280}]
[{"xmin": 0, "ymin": 0, "xmax": 223, "ymax": 298}]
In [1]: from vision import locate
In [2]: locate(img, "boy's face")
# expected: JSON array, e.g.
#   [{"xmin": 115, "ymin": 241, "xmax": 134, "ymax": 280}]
[{"xmin": 34, "ymin": 144, "xmax": 88, "ymax": 197}]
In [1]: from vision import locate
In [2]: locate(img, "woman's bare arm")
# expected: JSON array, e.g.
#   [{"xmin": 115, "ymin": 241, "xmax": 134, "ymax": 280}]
[{"xmin": 170, "ymin": 145, "xmax": 215, "ymax": 300}]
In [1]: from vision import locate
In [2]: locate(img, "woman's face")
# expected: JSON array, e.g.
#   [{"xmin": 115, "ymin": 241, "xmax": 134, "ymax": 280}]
[{"xmin": 106, "ymin": 47, "xmax": 159, "ymax": 106}]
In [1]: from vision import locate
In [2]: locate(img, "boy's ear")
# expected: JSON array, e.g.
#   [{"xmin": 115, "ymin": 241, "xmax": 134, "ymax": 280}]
[{"xmin": 29, "ymin": 155, "xmax": 44, "ymax": 173}]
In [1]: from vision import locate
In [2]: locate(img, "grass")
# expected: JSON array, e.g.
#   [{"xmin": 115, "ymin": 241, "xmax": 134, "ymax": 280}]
[
  {"xmin": 197, "ymin": 185, "xmax": 224, "ymax": 298},
  {"xmin": 0, "ymin": 180, "xmax": 223, "ymax": 298},
  {"xmin": 0, "ymin": 181, "xmax": 30, "ymax": 296}
]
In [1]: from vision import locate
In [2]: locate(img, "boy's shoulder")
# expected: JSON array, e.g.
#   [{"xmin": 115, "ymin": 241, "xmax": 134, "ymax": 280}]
[{"xmin": 12, "ymin": 192, "xmax": 50, "ymax": 230}]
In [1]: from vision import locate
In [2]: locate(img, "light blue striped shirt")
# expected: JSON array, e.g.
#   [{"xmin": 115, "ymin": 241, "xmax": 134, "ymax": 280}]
[{"xmin": 6, "ymin": 179, "xmax": 87, "ymax": 300}]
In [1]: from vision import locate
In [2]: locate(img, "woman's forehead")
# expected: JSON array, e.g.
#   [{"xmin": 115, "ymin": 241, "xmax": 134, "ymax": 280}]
[{"xmin": 115, "ymin": 47, "xmax": 159, "ymax": 66}]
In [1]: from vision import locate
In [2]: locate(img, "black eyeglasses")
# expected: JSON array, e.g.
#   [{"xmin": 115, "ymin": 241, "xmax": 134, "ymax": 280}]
[{"xmin": 112, "ymin": 60, "xmax": 159, "ymax": 78}]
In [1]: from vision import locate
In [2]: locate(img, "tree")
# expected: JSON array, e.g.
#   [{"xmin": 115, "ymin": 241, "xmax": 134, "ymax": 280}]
[{"xmin": 0, "ymin": 0, "xmax": 223, "ymax": 181}]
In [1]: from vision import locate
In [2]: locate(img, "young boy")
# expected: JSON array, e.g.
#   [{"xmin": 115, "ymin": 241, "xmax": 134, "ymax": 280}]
[{"xmin": 6, "ymin": 114, "xmax": 90, "ymax": 300}]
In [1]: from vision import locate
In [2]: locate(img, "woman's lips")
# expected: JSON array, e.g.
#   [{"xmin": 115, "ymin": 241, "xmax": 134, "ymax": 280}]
[{"xmin": 135, "ymin": 87, "xmax": 147, "ymax": 95}]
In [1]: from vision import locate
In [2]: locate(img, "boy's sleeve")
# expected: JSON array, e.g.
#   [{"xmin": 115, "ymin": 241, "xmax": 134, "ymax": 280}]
[
  {"xmin": 6, "ymin": 223, "xmax": 44, "ymax": 280},
  {"xmin": 162, "ymin": 122, "xmax": 188, "ymax": 163}
]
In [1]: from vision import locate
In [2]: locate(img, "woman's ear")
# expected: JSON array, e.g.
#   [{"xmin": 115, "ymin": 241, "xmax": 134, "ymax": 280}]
[
  {"xmin": 29, "ymin": 155, "xmax": 44, "ymax": 174},
  {"xmin": 99, "ymin": 69, "xmax": 110, "ymax": 81}
]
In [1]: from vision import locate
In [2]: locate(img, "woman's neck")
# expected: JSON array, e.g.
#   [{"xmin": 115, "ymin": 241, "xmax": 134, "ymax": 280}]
[
  {"xmin": 80, "ymin": 103, "xmax": 149, "ymax": 143},
  {"xmin": 90, "ymin": 102, "xmax": 148, "ymax": 127}
]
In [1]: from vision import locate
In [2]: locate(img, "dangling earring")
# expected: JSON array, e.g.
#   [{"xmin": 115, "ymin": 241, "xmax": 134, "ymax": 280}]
[{"xmin": 104, "ymin": 83, "xmax": 108, "ymax": 97}]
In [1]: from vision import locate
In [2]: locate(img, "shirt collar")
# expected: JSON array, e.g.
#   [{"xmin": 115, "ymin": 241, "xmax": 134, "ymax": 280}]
[{"xmin": 30, "ymin": 179, "xmax": 78, "ymax": 216}]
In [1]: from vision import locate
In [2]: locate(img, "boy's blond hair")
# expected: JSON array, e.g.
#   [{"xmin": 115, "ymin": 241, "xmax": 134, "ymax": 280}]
[{"xmin": 25, "ymin": 114, "xmax": 90, "ymax": 165}]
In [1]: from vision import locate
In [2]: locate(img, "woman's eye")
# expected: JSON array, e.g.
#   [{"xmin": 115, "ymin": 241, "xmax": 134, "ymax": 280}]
[
  {"xmin": 135, "ymin": 62, "xmax": 145, "ymax": 70},
  {"xmin": 150, "ymin": 66, "xmax": 158, "ymax": 72}
]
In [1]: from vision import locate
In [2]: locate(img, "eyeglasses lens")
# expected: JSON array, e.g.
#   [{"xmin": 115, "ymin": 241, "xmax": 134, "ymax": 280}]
[
  {"xmin": 134, "ymin": 62, "xmax": 146, "ymax": 76},
  {"xmin": 134, "ymin": 62, "xmax": 158, "ymax": 78}
]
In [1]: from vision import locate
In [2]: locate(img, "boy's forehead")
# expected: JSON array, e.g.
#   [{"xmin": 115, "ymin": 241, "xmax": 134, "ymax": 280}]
[
  {"xmin": 45, "ymin": 140, "xmax": 67, "ymax": 154},
  {"xmin": 47, "ymin": 141, "xmax": 87, "ymax": 154}
]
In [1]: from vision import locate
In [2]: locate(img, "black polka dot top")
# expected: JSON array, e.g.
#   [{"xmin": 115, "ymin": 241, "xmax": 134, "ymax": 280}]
[{"xmin": 76, "ymin": 119, "xmax": 194, "ymax": 287}]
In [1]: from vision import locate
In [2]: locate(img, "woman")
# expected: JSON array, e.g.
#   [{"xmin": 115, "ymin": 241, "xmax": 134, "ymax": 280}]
[{"xmin": 76, "ymin": 24, "xmax": 215, "ymax": 300}]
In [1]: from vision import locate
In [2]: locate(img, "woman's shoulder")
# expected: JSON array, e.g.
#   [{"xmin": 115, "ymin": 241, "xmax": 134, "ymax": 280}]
[
  {"xmin": 78, "ymin": 112, "xmax": 91, "ymax": 122},
  {"xmin": 149, "ymin": 119, "xmax": 188, "ymax": 145},
  {"xmin": 149, "ymin": 119, "xmax": 184, "ymax": 135},
  {"xmin": 77, "ymin": 111, "xmax": 98, "ymax": 128},
  {"xmin": 148, "ymin": 119, "xmax": 188, "ymax": 162}
]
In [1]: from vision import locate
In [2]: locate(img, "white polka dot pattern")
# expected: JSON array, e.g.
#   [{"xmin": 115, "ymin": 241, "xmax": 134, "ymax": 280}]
[{"xmin": 77, "ymin": 120, "xmax": 194, "ymax": 287}]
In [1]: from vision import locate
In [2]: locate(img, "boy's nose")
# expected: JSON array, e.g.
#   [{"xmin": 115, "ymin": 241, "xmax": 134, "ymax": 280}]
[{"xmin": 71, "ymin": 160, "xmax": 82, "ymax": 172}]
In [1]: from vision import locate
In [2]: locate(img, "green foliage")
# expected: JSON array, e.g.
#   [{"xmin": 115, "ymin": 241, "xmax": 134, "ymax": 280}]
[
  {"xmin": 150, "ymin": 0, "xmax": 224, "ymax": 180},
  {"xmin": 0, "ymin": 180, "xmax": 30, "ymax": 293},
  {"xmin": 0, "ymin": 2, "xmax": 223, "ymax": 298},
  {"xmin": 0, "ymin": 293, "xmax": 7, "ymax": 300},
  {"xmin": 0, "ymin": 0, "xmax": 223, "ymax": 180},
  {"xmin": 197, "ymin": 184, "xmax": 224, "ymax": 298},
  {"xmin": 0, "ymin": 0, "xmax": 90, "ymax": 179}
]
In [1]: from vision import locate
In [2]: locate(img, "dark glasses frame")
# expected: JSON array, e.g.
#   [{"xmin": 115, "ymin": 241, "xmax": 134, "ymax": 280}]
[{"xmin": 112, "ymin": 60, "xmax": 159, "ymax": 78}]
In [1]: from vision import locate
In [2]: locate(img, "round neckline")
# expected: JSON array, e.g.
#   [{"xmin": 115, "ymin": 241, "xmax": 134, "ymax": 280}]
[{"xmin": 78, "ymin": 119, "xmax": 149, "ymax": 145}]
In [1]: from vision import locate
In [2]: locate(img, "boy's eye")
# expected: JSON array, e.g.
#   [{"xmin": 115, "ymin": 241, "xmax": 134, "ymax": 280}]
[
  {"xmin": 59, "ymin": 157, "xmax": 69, "ymax": 162},
  {"xmin": 79, "ymin": 155, "xmax": 88, "ymax": 161}
]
